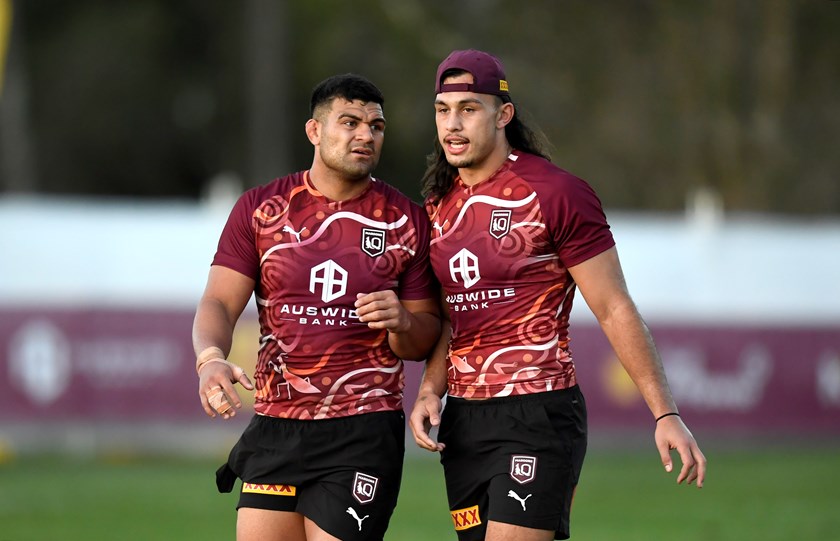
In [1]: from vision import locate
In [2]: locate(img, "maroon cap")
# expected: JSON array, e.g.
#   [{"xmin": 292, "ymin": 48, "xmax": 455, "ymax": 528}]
[{"xmin": 434, "ymin": 49, "xmax": 510, "ymax": 96}]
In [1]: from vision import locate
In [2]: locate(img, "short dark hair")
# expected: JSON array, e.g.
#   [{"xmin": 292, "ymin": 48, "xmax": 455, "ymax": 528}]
[{"xmin": 310, "ymin": 73, "xmax": 385, "ymax": 118}]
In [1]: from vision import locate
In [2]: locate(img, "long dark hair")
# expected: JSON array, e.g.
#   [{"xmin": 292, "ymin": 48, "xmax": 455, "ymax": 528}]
[{"xmin": 421, "ymin": 98, "xmax": 552, "ymax": 203}]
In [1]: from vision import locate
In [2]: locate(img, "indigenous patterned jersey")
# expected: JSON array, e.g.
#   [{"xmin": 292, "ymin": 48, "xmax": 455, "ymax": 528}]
[
  {"xmin": 213, "ymin": 171, "xmax": 435, "ymax": 419},
  {"xmin": 427, "ymin": 151, "xmax": 614, "ymax": 399}
]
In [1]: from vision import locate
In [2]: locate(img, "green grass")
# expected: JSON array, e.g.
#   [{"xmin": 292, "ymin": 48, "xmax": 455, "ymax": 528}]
[{"xmin": 0, "ymin": 448, "xmax": 837, "ymax": 540}]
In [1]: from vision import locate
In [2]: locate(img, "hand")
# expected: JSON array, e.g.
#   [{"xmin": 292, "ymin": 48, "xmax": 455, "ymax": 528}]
[
  {"xmin": 198, "ymin": 360, "xmax": 254, "ymax": 420},
  {"xmin": 409, "ymin": 392, "xmax": 445, "ymax": 452},
  {"xmin": 655, "ymin": 415, "xmax": 706, "ymax": 488},
  {"xmin": 355, "ymin": 291, "xmax": 409, "ymax": 333}
]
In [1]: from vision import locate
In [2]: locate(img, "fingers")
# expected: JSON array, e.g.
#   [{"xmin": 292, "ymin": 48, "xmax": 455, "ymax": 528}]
[
  {"xmin": 409, "ymin": 396, "xmax": 445, "ymax": 452},
  {"xmin": 207, "ymin": 386, "xmax": 233, "ymax": 417},
  {"xmin": 230, "ymin": 363, "xmax": 255, "ymax": 391},
  {"xmin": 198, "ymin": 361, "xmax": 251, "ymax": 420},
  {"xmin": 355, "ymin": 292, "xmax": 406, "ymax": 332},
  {"xmin": 655, "ymin": 420, "xmax": 706, "ymax": 489},
  {"xmin": 682, "ymin": 444, "xmax": 706, "ymax": 488},
  {"xmin": 655, "ymin": 435, "xmax": 673, "ymax": 473}
]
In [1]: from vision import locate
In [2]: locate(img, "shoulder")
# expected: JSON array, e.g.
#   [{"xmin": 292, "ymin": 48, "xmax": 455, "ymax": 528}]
[
  {"xmin": 510, "ymin": 152, "xmax": 597, "ymax": 198},
  {"xmin": 371, "ymin": 178, "xmax": 426, "ymax": 214},
  {"xmin": 238, "ymin": 172, "xmax": 304, "ymax": 208}
]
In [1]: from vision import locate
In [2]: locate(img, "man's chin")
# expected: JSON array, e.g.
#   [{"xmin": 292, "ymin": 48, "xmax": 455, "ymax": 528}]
[
  {"xmin": 445, "ymin": 156, "xmax": 473, "ymax": 169},
  {"xmin": 342, "ymin": 165, "xmax": 375, "ymax": 180}
]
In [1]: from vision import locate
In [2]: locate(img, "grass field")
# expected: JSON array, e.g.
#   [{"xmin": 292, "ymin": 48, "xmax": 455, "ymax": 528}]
[{"xmin": 0, "ymin": 447, "xmax": 838, "ymax": 540}]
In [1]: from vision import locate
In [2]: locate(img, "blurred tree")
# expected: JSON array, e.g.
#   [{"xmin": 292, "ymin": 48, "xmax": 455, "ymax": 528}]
[
  {"xmin": 0, "ymin": 0, "xmax": 37, "ymax": 192},
  {"xmin": 0, "ymin": 0, "xmax": 837, "ymax": 215},
  {"xmin": 245, "ymin": 0, "xmax": 290, "ymax": 187}
]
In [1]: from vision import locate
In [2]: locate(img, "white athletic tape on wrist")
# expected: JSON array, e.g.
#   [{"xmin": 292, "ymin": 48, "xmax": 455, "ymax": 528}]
[{"xmin": 196, "ymin": 346, "xmax": 226, "ymax": 374}]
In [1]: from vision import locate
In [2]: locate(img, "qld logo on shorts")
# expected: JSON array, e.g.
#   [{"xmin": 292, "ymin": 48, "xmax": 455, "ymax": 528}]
[
  {"xmin": 361, "ymin": 228, "xmax": 386, "ymax": 257},
  {"xmin": 510, "ymin": 455, "xmax": 538, "ymax": 485},
  {"xmin": 352, "ymin": 472, "xmax": 379, "ymax": 504},
  {"xmin": 489, "ymin": 209, "xmax": 512, "ymax": 239}
]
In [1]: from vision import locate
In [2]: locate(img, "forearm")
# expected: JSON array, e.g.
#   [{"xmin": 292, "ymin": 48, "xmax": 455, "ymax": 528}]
[
  {"xmin": 598, "ymin": 300, "xmax": 677, "ymax": 418},
  {"xmin": 192, "ymin": 297, "xmax": 237, "ymax": 357},
  {"xmin": 388, "ymin": 311, "xmax": 441, "ymax": 361},
  {"xmin": 417, "ymin": 320, "xmax": 451, "ymax": 398}
]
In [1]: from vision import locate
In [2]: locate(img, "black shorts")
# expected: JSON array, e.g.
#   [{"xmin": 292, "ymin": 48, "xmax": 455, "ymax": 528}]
[
  {"xmin": 215, "ymin": 410, "xmax": 405, "ymax": 541},
  {"xmin": 438, "ymin": 386, "xmax": 587, "ymax": 541}
]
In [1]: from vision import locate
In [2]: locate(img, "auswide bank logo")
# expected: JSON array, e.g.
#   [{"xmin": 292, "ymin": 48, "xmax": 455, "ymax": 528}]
[
  {"xmin": 449, "ymin": 248, "xmax": 480, "ymax": 289},
  {"xmin": 310, "ymin": 260, "xmax": 347, "ymax": 303}
]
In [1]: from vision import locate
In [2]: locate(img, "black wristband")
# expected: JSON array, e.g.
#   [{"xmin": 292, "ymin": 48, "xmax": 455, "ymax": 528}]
[{"xmin": 655, "ymin": 412, "xmax": 680, "ymax": 422}]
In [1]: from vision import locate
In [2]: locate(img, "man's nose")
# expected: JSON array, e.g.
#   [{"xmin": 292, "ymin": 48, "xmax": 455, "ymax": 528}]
[{"xmin": 355, "ymin": 125, "xmax": 375, "ymax": 142}]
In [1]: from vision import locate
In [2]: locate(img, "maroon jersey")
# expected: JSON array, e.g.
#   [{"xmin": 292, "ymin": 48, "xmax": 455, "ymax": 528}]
[
  {"xmin": 213, "ymin": 171, "xmax": 435, "ymax": 419},
  {"xmin": 427, "ymin": 151, "xmax": 614, "ymax": 399}
]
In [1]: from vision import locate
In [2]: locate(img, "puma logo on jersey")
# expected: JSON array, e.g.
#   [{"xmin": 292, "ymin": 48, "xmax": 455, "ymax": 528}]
[
  {"xmin": 282, "ymin": 224, "xmax": 306, "ymax": 242},
  {"xmin": 433, "ymin": 219, "xmax": 449, "ymax": 236},
  {"xmin": 346, "ymin": 507, "xmax": 369, "ymax": 531},
  {"xmin": 507, "ymin": 490, "xmax": 532, "ymax": 511}
]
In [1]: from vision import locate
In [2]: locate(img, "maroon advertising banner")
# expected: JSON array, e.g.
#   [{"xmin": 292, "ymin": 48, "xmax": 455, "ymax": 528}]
[
  {"xmin": 0, "ymin": 308, "xmax": 202, "ymax": 421},
  {"xmin": 1, "ymin": 308, "xmax": 839, "ymax": 434}
]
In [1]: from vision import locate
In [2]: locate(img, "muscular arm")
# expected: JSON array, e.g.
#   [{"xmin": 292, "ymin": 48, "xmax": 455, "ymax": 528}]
[
  {"xmin": 193, "ymin": 265, "xmax": 256, "ymax": 419},
  {"xmin": 569, "ymin": 248, "xmax": 675, "ymax": 416},
  {"xmin": 569, "ymin": 247, "xmax": 706, "ymax": 487}
]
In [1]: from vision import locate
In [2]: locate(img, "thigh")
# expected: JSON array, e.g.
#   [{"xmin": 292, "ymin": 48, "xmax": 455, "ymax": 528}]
[
  {"xmin": 237, "ymin": 508, "xmax": 305, "ymax": 541},
  {"xmin": 486, "ymin": 387, "xmax": 587, "ymax": 539},
  {"xmin": 485, "ymin": 520, "xmax": 555, "ymax": 541},
  {"xmin": 439, "ymin": 388, "xmax": 587, "ymax": 541},
  {"xmin": 297, "ymin": 411, "xmax": 405, "ymax": 541},
  {"xmin": 438, "ymin": 401, "xmax": 493, "ymax": 541},
  {"xmin": 304, "ymin": 517, "xmax": 343, "ymax": 541}
]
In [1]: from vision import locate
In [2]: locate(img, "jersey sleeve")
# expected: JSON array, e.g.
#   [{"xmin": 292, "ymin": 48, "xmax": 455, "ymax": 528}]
[
  {"xmin": 544, "ymin": 174, "xmax": 615, "ymax": 268},
  {"xmin": 211, "ymin": 190, "xmax": 260, "ymax": 280},
  {"xmin": 396, "ymin": 204, "xmax": 437, "ymax": 301}
]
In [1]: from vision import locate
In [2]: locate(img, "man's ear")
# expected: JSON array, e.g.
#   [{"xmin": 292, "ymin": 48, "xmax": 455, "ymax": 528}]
[
  {"xmin": 305, "ymin": 118, "xmax": 320, "ymax": 145},
  {"xmin": 496, "ymin": 102, "xmax": 514, "ymax": 129}
]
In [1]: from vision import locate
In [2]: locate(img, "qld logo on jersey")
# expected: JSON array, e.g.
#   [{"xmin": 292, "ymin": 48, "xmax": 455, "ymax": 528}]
[
  {"xmin": 449, "ymin": 248, "xmax": 480, "ymax": 289},
  {"xmin": 310, "ymin": 260, "xmax": 347, "ymax": 302},
  {"xmin": 352, "ymin": 472, "xmax": 379, "ymax": 504},
  {"xmin": 510, "ymin": 455, "xmax": 537, "ymax": 485},
  {"xmin": 489, "ymin": 209, "xmax": 512, "ymax": 239},
  {"xmin": 361, "ymin": 228, "xmax": 386, "ymax": 257}
]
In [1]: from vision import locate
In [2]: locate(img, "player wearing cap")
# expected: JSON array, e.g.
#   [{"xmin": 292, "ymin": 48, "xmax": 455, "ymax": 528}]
[
  {"xmin": 408, "ymin": 50, "xmax": 706, "ymax": 540},
  {"xmin": 194, "ymin": 73, "xmax": 440, "ymax": 541}
]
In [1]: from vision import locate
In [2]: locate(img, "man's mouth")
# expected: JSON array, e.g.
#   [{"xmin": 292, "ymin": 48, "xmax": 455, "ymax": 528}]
[{"xmin": 445, "ymin": 138, "xmax": 468, "ymax": 153}]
